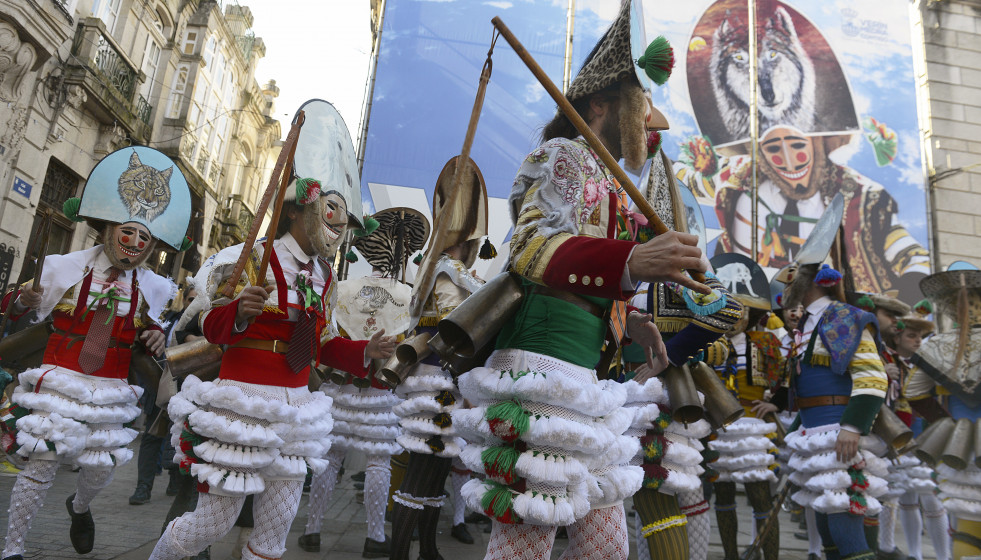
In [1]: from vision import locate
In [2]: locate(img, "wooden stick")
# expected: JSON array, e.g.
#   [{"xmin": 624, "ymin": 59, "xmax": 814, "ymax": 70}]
[
  {"xmin": 491, "ymin": 16, "xmax": 706, "ymax": 283},
  {"xmin": 257, "ymin": 110, "xmax": 304, "ymax": 287},
  {"xmin": 221, "ymin": 111, "xmax": 306, "ymax": 298},
  {"xmin": 32, "ymin": 210, "xmax": 53, "ymax": 293}
]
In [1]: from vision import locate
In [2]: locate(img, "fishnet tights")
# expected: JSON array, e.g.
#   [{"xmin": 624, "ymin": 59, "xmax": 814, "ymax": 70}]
[
  {"xmin": 304, "ymin": 448, "xmax": 345, "ymax": 535},
  {"xmin": 242, "ymin": 479, "xmax": 303, "ymax": 560},
  {"xmin": 2, "ymin": 458, "xmax": 58, "ymax": 558},
  {"xmin": 151, "ymin": 492, "xmax": 246, "ymax": 559},
  {"xmin": 364, "ymin": 456, "xmax": 392, "ymax": 542},
  {"xmin": 73, "ymin": 466, "xmax": 114, "ymax": 513},
  {"xmin": 680, "ymin": 489, "xmax": 710, "ymax": 560},
  {"xmin": 878, "ymin": 499, "xmax": 898, "ymax": 552},
  {"xmin": 484, "ymin": 505, "xmax": 628, "ymax": 560}
]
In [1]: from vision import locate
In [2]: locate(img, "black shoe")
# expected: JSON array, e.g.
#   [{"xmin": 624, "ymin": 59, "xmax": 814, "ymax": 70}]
[
  {"xmin": 795, "ymin": 531, "xmax": 809, "ymax": 541},
  {"xmin": 298, "ymin": 533, "xmax": 320, "ymax": 552},
  {"xmin": 555, "ymin": 527, "xmax": 568, "ymax": 539},
  {"xmin": 451, "ymin": 523, "xmax": 474, "ymax": 544},
  {"xmin": 362, "ymin": 536, "xmax": 390, "ymax": 558},
  {"xmin": 2, "ymin": 555, "xmax": 24, "ymax": 560},
  {"xmin": 808, "ymin": 555, "xmax": 821, "ymax": 560},
  {"xmin": 464, "ymin": 512, "xmax": 488, "ymax": 524},
  {"xmin": 165, "ymin": 472, "xmax": 180, "ymax": 497},
  {"xmin": 354, "ymin": 481, "xmax": 365, "ymax": 490},
  {"xmin": 351, "ymin": 470, "xmax": 366, "ymax": 482},
  {"xmin": 878, "ymin": 548, "xmax": 907, "ymax": 560},
  {"xmin": 66, "ymin": 494, "xmax": 95, "ymax": 554},
  {"xmin": 129, "ymin": 486, "xmax": 151, "ymax": 505},
  {"xmin": 192, "ymin": 547, "xmax": 210, "ymax": 560}
]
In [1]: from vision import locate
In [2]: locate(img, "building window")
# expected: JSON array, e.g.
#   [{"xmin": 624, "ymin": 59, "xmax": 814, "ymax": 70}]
[
  {"xmin": 92, "ymin": 0, "xmax": 122, "ymax": 34},
  {"xmin": 19, "ymin": 159, "xmax": 82, "ymax": 284},
  {"xmin": 139, "ymin": 36, "xmax": 162, "ymax": 102},
  {"xmin": 167, "ymin": 65, "xmax": 189, "ymax": 119},
  {"xmin": 182, "ymin": 30, "xmax": 198, "ymax": 55}
]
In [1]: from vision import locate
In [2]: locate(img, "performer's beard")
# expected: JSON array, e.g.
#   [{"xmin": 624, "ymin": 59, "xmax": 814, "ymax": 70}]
[
  {"xmin": 783, "ymin": 263, "xmax": 819, "ymax": 310},
  {"xmin": 303, "ymin": 195, "xmax": 347, "ymax": 259},
  {"xmin": 619, "ymin": 81, "xmax": 649, "ymax": 174},
  {"xmin": 103, "ymin": 223, "xmax": 155, "ymax": 270}
]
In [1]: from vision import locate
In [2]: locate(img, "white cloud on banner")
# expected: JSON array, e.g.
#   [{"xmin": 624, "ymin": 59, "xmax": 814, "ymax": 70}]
[{"xmin": 485, "ymin": 1, "xmax": 514, "ymax": 9}]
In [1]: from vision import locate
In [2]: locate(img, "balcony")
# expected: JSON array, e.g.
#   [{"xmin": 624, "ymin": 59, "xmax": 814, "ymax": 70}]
[
  {"xmin": 64, "ymin": 18, "xmax": 153, "ymax": 143},
  {"xmin": 220, "ymin": 195, "xmax": 256, "ymax": 245}
]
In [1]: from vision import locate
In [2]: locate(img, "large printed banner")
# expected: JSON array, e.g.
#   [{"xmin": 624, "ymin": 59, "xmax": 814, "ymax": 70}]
[
  {"xmin": 651, "ymin": 0, "xmax": 930, "ymax": 300},
  {"xmin": 359, "ymin": 0, "xmax": 930, "ymax": 299}
]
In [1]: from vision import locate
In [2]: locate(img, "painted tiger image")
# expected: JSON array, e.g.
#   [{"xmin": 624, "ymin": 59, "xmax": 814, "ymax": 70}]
[{"xmin": 118, "ymin": 150, "xmax": 173, "ymax": 222}]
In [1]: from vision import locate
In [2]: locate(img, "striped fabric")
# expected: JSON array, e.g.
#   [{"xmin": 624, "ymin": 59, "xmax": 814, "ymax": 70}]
[{"xmin": 809, "ymin": 327, "xmax": 888, "ymax": 398}]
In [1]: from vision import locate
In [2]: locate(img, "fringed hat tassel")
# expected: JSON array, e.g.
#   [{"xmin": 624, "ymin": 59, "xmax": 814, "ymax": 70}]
[
  {"xmin": 479, "ymin": 238, "xmax": 497, "ymax": 260},
  {"xmin": 814, "ymin": 264, "xmax": 842, "ymax": 287},
  {"xmin": 637, "ymin": 36, "xmax": 675, "ymax": 86}
]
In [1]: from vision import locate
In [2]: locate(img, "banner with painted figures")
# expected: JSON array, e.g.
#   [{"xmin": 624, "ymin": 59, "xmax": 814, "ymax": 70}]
[{"xmin": 650, "ymin": 0, "xmax": 930, "ymax": 301}]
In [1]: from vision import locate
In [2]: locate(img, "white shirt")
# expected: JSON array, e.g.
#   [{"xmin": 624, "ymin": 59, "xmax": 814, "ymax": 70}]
[{"xmin": 274, "ymin": 233, "xmax": 328, "ymax": 323}]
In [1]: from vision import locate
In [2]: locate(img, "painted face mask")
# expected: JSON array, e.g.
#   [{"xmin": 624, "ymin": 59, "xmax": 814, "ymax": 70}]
[
  {"xmin": 305, "ymin": 193, "xmax": 349, "ymax": 259},
  {"xmin": 760, "ymin": 126, "xmax": 817, "ymax": 198},
  {"xmin": 106, "ymin": 221, "xmax": 153, "ymax": 269}
]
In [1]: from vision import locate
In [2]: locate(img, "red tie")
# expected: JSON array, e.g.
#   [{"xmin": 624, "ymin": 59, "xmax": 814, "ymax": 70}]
[
  {"xmin": 286, "ymin": 260, "xmax": 317, "ymax": 374},
  {"xmin": 78, "ymin": 267, "xmax": 122, "ymax": 374}
]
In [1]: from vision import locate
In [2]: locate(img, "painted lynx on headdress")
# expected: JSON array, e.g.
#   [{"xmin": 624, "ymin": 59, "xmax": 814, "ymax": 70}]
[{"xmin": 118, "ymin": 150, "xmax": 173, "ymax": 222}]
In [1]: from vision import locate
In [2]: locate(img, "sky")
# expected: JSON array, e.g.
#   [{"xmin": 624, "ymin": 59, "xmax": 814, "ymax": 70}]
[{"xmin": 247, "ymin": 1, "xmax": 373, "ymax": 144}]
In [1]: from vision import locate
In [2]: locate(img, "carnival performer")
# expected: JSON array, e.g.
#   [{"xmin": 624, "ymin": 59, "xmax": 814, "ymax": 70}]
[
  {"xmin": 150, "ymin": 101, "xmax": 397, "ymax": 560},
  {"xmin": 622, "ymin": 139, "xmax": 742, "ymax": 560},
  {"xmin": 453, "ymin": 2, "xmax": 716, "ymax": 557},
  {"xmin": 709, "ymin": 253, "xmax": 785, "ymax": 560},
  {"xmin": 298, "ymin": 206, "xmax": 428, "ymax": 557},
  {"xmin": 0, "ymin": 146, "xmax": 192, "ymax": 560},
  {"xmin": 782, "ymin": 262, "xmax": 890, "ymax": 560},
  {"xmin": 907, "ymin": 262, "xmax": 981, "ymax": 560},
  {"xmin": 388, "ymin": 155, "xmax": 490, "ymax": 560}
]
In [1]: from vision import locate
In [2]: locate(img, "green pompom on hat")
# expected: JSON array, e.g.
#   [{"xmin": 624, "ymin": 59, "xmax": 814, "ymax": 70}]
[
  {"xmin": 344, "ymin": 250, "xmax": 358, "ymax": 263},
  {"xmin": 63, "ymin": 197, "xmax": 86, "ymax": 223},
  {"xmin": 637, "ymin": 36, "xmax": 674, "ymax": 86},
  {"xmin": 179, "ymin": 236, "xmax": 194, "ymax": 252},
  {"xmin": 353, "ymin": 215, "xmax": 380, "ymax": 238}
]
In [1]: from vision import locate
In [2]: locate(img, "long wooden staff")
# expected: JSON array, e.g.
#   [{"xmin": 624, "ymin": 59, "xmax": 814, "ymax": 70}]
[
  {"xmin": 0, "ymin": 210, "xmax": 52, "ymax": 336},
  {"xmin": 257, "ymin": 110, "xmax": 304, "ymax": 287},
  {"xmin": 491, "ymin": 17, "xmax": 706, "ymax": 283},
  {"xmin": 221, "ymin": 111, "xmax": 306, "ymax": 298}
]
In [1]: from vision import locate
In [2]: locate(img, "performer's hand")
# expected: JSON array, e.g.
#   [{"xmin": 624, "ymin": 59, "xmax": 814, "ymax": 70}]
[
  {"xmin": 627, "ymin": 232, "xmax": 711, "ymax": 294},
  {"xmin": 631, "ymin": 362, "xmax": 667, "ymax": 384},
  {"xmin": 235, "ymin": 285, "xmax": 274, "ymax": 324},
  {"xmin": 751, "ymin": 400, "xmax": 778, "ymax": 418},
  {"xmin": 835, "ymin": 429, "xmax": 861, "ymax": 463},
  {"xmin": 366, "ymin": 328, "xmax": 397, "ymax": 360},
  {"xmin": 140, "ymin": 329, "xmax": 166, "ymax": 357},
  {"xmin": 884, "ymin": 363, "xmax": 900, "ymax": 382},
  {"xmin": 17, "ymin": 286, "xmax": 43, "ymax": 310},
  {"xmin": 626, "ymin": 311, "xmax": 668, "ymax": 371}
]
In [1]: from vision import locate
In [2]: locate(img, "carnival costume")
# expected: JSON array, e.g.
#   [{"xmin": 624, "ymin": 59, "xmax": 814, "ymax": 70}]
[
  {"xmin": 0, "ymin": 147, "xmax": 190, "ymax": 560},
  {"xmin": 299, "ymin": 206, "xmax": 428, "ymax": 557},
  {"xmin": 710, "ymin": 253, "xmax": 785, "ymax": 560},
  {"xmin": 389, "ymin": 156, "xmax": 488, "ymax": 560},
  {"xmin": 150, "ymin": 99, "xmax": 378, "ymax": 560},
  {"xmin": 623, "ymin": 151, "xmax": 742, "ymax": 560},
  {"xmin": 907, "ymin": 262, "xmax": 981, "ymax": 560},
  {"xmin": 783, "ymin": 264, "xmax": 890, "ymax": 560}
]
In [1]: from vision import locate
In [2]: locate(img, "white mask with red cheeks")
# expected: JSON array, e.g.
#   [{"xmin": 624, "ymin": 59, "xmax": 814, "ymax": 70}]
[
  {"xmin": 105, "ymin": 221, "xmax": 154, "ymax": 270},
  {"xmin": 304, "ymin": 192, "xmax": 349, "ymax": 259}
]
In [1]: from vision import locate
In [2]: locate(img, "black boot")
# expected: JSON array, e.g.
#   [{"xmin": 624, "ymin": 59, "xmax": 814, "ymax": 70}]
[
  {"xmin": 451, "ymin": 523, "xmax": 474, "ymax": 544},
  {"xmin": 362, "ymin": 536, "xmax": 390, "ymax": 558},
  {"xmin": 66, "ymin": 494, "xmax": 95, "ymax": 554},
  {"xmin": 129, "ymin": 485, "xmax": 151, "ymax": 505},
  {"xmin": 297, "ymin": 533, "xmax": 320, "ymax": 552}
]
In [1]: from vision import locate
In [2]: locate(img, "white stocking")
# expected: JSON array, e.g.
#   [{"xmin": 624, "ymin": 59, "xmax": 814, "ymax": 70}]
[
  {"xmin": 73, "ymin": 466, "xmax": 114, "ymax": 513},
  {"xmin": 485, "ymin": 521, "xmax": 556, "ymax": 560},
  {"xmin": 150, "ymin": 492, "xmax": 245, "ymax": 560},
  {"xmin": 364, "ymin": 454, "xmax": 391, "ymax": 542},
  {"xmin": 879, "ymin": 498, "xmax": 899, "ymax": 552},
  {"xmin": 558, "ymin": 504, "xmax": 629, "ymax": 560},
  {"xmin": 634, "ymin": 514, "xmax": 651, "ymax": 560},
  {"xmin": 303, "ymin": 448, "xmax": 344, "ymax": 535},
  {"xmin": 805, "ymin": 506, "xmax": 822, "ymax": 555},
  {"xmin": 2, "ymin": 458, "xmax": 58, "ymax": 558},
  {"xmin": 920, "ymin": 493, "xmax": 950, "ymax": 560},
  {"xmin": 899, "ymin": 492, "xmax": 922, "ymax": 559},
  {"xmin": 680, "ymin": 489, "xmax": 711, "ymax": 560},
  {"xmin": 450, "ymin": 457, "xmax": 469, "ymax": 526},
  {"xmin": 242, "ymin": 479, "xmax": 303, "ymax": 560}
]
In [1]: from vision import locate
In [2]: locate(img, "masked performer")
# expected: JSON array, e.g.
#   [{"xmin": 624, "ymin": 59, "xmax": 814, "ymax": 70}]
[
  {"xmin": 298, "ymin": 207, "xmax": 428, "ymax": 558},
  {"xmin": 0, "ymin": 147, "xmax": 191, "ymax": 560},
  {"xmin": 453, "ymin": 3, "xmax": 715, "ymax": 558},
  {"xmin": 906, "ymin": 262, "xmax": 981, "ymax": 560},
  {"xmin": 710, "ymin": 253, "xmax": 785, "ymax": 560},
  {"xmin": 150, "ymin": 101, "xmax": 397, "ymax": 560},
  {"xmin": 387, "ymin": 155, "xmax": 490, "ymax": 560},
  {"xmin": 621, "ymin": 144, "xmax": 742, "ymax": 560},
  {"xmin": 782, "ymin": 262, "xmax": 890, "ymax": 560}
]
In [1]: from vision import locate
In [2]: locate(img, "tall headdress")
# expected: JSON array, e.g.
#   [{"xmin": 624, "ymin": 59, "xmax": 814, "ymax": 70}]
[
  {"xmin": 428, "ymin": 155, "xmax": 489, "ymax": 267},
  {"xmin": 352, "ymin": 207, "xmax": 430, "ymax": 279},
  {"xmin": 67, "ymin": 146, "xmax": 192, "ymax": 250}
]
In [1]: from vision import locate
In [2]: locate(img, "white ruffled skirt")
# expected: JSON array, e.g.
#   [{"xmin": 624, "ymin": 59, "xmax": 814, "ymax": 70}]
[
  {"xmin": 454, "ymin": 348, "xmax": 642, "ymax": 526},
  {"xmin": 168, "ymin": 375, "xmax": 333, "ymax": 497},
  {"xmin": 393, "ymin": 363, "xmax": 464, "ymax": 458},
  {"xmin": 785, "ymin": 423, "xmax": 890, "ymax": 516},
  {"xmin": 880, "ymin": 454, "xmax": 938, "ymax": 501},
  {"xmin": 937, "ymin": 462, "xmax": 981, "ymax": 521},
  {"xmin": 322, "ymin": 383, "xmax": 402, "ymax": 456},
  {"xmin": 710, "ymin": 417, "xmax": 779, "ymax": 483},
  {"xmin": 622, "ymin": 378, "xmax": 708, "ymax": 496},
  {"xmin": 8, "ymin": 365, "xmax": 141, "ymax": 467}
]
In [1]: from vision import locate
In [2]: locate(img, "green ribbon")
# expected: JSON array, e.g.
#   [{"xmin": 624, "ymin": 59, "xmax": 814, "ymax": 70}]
[
  {"xmin": 756, "ymin": 197, "xmax": 819, "ymax": 246},
  {"xmin": 295, "ymin": 273, "xmax": 323, "ymax": 315},
  {"xmin": 82, "ymin": 287, "xmax": 131, "ymax": 325}
]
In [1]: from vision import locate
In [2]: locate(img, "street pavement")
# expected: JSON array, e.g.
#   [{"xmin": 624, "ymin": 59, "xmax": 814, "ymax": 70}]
[{"xmin": 0, "ymin": 435, "xmax": 936, "ymax": 560}]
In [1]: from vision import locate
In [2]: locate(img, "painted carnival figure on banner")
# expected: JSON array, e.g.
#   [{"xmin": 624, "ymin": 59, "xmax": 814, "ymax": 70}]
[
  {"xmin": 149, "ymin": 101, "xmax": 397, "ymax": 560},
  {"xmin": 0, "ymin": 146, "xmax": 192, "ymax": 560},
  {"xmin": 675, "ymin": 0, "xmax": 929, "ymax": 301}
]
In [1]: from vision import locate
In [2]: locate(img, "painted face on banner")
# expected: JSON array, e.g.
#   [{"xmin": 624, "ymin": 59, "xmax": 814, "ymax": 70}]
[
  {"xmin": 107, "ymin": 221, "xmax": 154, "ymax": 269},
  {"xmin": 760, "ymin": 126, "xmax": 815, "ymax": 195}
]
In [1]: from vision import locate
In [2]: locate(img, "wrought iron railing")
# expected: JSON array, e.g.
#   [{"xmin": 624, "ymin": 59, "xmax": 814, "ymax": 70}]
[
  {"xmin": 71, "ymin": 21, "xmax": 139, "ymax": 102},
  {"xmin": 135, "ymin": 95, "xmax": 152, "ymax": 125}
]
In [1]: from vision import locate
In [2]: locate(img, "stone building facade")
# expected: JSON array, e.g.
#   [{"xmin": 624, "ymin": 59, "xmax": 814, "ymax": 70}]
[
  {"xmin": 913, "ymin": 0, "xmax": 981, "ymax": 271},
  {"xmin": 0, "ymin": 0, "xmax": 280, "ymax": 293}
]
